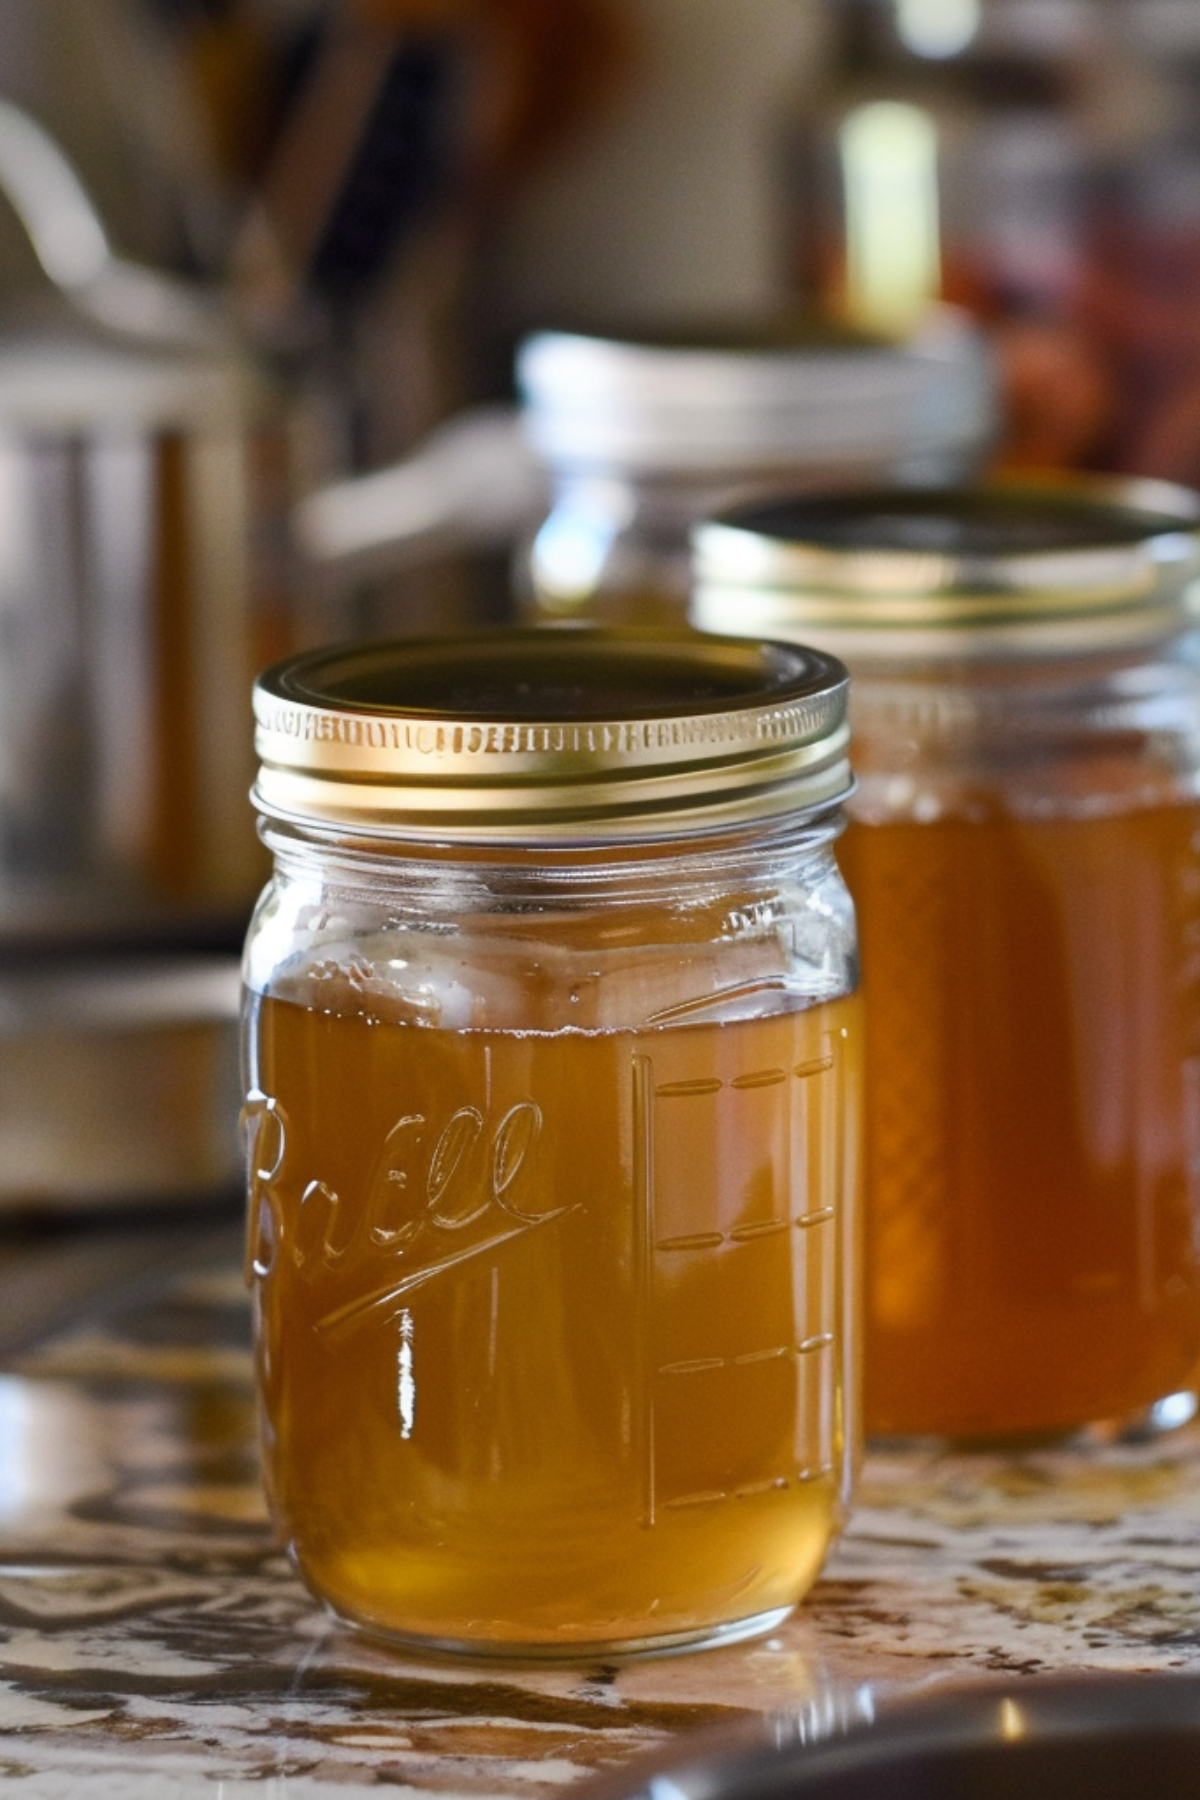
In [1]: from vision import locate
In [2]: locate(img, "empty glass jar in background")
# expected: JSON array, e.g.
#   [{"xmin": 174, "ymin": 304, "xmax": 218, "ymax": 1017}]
[
  {"xmin": 516, "ymin": 311, "xmax": 995, "ymax": 626},
  {"xmin": 242, "ymin": 628, "xmax": 862, "ymax": 1656},
  {"xmin": 693, "ymin": 479, "xmax": 1200, "ymax": 1442}
]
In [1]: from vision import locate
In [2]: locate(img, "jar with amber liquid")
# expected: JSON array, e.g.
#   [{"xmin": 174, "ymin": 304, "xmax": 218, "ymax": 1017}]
[
  {"xmin": 242, "ymin": 628, "xmax": 861, "ymax": 1656},
  {"xmin": 693, "ymin": 480, "xmax": 1200, "ymax": 1441}
]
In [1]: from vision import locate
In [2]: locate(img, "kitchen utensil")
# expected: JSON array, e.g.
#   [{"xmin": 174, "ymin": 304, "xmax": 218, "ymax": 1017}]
[{"xmin": 576, "ymin": 1672, "xmax": 1200, "ymax": 1800}]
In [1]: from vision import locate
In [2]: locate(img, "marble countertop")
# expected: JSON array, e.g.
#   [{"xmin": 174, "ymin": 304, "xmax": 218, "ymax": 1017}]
[{"xmin": 0, "ymin": 1212, "xmax": 1197, "ymax": 1797}]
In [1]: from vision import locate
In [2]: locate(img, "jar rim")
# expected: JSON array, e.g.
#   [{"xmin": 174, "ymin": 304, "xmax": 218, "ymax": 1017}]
[
  {"xmin": 691, "ymin": 475, "xmax": 1200, "ymax": 657},
  {"xmin": 251, "ymin": 627, "xmax": 852, "ymax": 845}
]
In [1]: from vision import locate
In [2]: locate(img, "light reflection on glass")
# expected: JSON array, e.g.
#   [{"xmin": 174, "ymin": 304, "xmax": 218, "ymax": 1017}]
[
  {"xmin": 999, "ymin": 1696, "xmax": 1027, "ymax": 1741},
  {"xmin": 398, "ymin": 1308, "xmax": 416, "ymax": 1440},
  {"xmin": 896, "ymin": 0, "xmax": 981, "ymax": 58},
  {"xmin": 530, "ymin": 477, "xmax": 633, "ymax": 610},
  {"xmin": 1147, "ymin": 1389, "xmax": 1198, "ymax": 1433},
  {"xmin": 839, "ymin": 100, "xmax": 941, "ymax": 335}
]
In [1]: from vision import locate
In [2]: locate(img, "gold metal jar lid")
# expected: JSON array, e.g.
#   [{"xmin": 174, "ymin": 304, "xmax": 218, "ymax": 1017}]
[
  {"xmin": 692, "ymin": 477, "xmax": 1200, "ymax": 658},
  {"xmin": 252, "ymin": 628, "xmax": 851, "ymax": 845}
]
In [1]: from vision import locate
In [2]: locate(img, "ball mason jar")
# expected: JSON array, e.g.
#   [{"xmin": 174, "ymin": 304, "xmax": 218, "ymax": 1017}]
[
  {"xmin": 242, "ymin": 628, "xmax": 862, "ymax": 1657},
  {"xmin": 693, "ymin": 479, "xmax": 1200, "ymax": 1442},
  {"xmin": 517, "ymin": 313, "xmax": 995, "ymax": 627}
]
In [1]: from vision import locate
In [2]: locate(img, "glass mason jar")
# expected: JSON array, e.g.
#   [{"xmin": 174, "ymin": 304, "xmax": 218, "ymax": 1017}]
[
  {"xmin": 693, "ymin": 478, "xmax": 1200, "ymax": 1442},
  {"xmin": 242, "ymin": 628, "xmax": 862, "ymax": 1657},
  {"xmin": 516, "ymin": 314, "xmax": 995, "ymax": 627}
]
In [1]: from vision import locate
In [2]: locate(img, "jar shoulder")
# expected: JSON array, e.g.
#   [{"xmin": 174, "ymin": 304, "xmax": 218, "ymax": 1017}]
[{"xmin": 242, "ymin": 843, "xmax": 858, "ymax": 1033}]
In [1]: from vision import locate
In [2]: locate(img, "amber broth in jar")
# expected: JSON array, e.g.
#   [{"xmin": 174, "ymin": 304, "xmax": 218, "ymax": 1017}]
[
  {"xmin": 246, "ymin": 985, "xmax": 861, "ymax": 1649},
  {"xmin": 839, "ymin": 800, "xmax": 1200, "ymax": 1440}
]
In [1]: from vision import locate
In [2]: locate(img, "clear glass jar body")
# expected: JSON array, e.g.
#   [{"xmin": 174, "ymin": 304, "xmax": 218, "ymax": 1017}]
[
  {"xmin": 838, "ymin": 636, "xmax": 1200, "ymax": 1439},
  {"xmin": 516, "ymin": 321, "xmax": 995, "ymax": 628},
  {"xmin": 242, "ymin": 816, "xmax": 862, "ymax": 1657},
  {"xmin": 523, "ymin": 462, "xmax": 979, "ymax": 629},
  {"xmin": 523, "ymin": 470, "xmax": 741, "ymax": 628}
]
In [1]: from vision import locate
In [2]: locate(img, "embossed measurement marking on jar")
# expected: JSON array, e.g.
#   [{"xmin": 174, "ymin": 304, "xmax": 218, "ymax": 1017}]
[{"xmin": 632, "ymin": 1038, "xmax": 842, "ymax": 1525}]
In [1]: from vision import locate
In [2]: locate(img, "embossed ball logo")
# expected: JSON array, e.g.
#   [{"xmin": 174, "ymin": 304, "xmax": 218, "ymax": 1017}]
[{"xmin": 243, "ymin": 1091, "xmax": 572, "ymax": 1341}]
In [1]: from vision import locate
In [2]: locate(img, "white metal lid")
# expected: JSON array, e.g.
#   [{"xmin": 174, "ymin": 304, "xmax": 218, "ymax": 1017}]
[{"xmin": 517, "ymin": 307, "xmax": 996, "ymax": 476}]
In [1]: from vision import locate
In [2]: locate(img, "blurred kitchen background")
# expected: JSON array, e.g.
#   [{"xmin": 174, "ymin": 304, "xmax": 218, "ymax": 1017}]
[{"xmin": 3, "ymin": 0, "xmax": 1200, "ymax": 1215}]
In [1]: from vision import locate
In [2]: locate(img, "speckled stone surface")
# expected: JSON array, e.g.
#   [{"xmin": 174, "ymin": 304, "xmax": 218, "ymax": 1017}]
[{"xmin": 0, "ymin": 1217, "xmax": 1196, "ymax": 1794}]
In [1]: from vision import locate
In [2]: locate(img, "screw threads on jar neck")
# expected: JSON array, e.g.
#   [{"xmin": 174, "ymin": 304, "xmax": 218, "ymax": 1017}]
[{"xmin": 252, "ymin": 628, "xmax": 853, "ymax": 847}]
